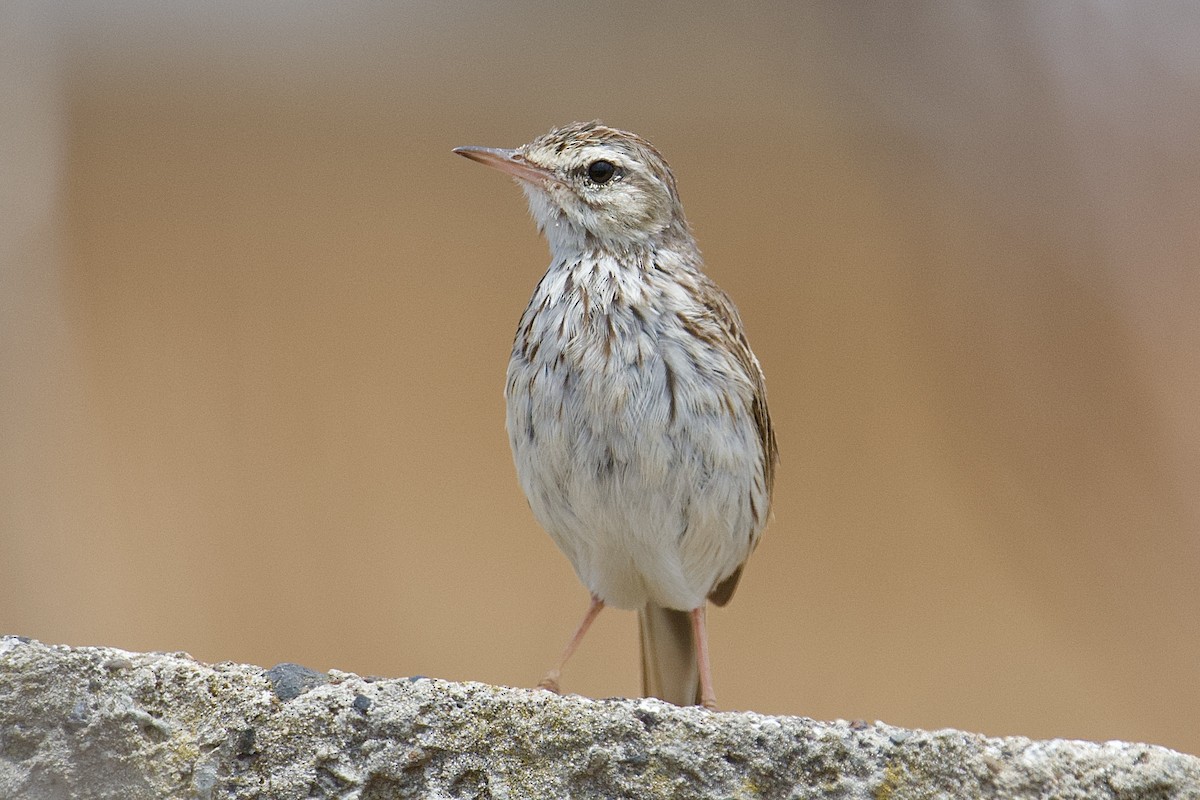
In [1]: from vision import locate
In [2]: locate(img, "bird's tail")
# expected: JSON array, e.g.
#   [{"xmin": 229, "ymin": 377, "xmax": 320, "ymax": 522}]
[{"xmin": 638, "ymin": 603, "xmax": 700, "ymax": 706}]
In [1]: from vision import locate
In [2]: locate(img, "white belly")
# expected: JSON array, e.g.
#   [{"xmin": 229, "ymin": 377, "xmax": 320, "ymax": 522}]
[{"xmin": 505, "ymin": 267, "xmax": 767, "ymax": 610}]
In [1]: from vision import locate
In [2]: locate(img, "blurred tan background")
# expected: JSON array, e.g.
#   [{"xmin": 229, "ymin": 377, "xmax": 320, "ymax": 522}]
[{"xmin": 3, "ymin": 2, "xmax": 1198, "ymax": 754}]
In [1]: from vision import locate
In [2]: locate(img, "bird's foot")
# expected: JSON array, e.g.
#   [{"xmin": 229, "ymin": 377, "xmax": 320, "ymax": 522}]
[{"xmin": 536, "ymin": 671, "xmax": 562, "ymax": 694}]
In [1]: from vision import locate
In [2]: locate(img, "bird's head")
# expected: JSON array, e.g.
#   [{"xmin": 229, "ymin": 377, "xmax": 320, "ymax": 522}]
[{"xmin": 454, "ymin": 121, "xmax": 691, "ymax": 254}]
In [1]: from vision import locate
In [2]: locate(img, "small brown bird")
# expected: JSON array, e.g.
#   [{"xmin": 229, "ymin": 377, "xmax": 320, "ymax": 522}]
[{"xmin": 454, "ymin": 122, "xmax": 776, "ymax": 709}]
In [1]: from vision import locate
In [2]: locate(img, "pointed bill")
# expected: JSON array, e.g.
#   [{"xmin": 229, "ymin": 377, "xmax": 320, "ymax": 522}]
[{"xmin": 452, "ymin": 146, "xmax": 565, "ymax": 186}]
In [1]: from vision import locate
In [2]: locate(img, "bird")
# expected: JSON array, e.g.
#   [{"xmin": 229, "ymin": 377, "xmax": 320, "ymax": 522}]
[{"xmin": 453, "ymin": 121, "xmax": 777, "ymax": 709}]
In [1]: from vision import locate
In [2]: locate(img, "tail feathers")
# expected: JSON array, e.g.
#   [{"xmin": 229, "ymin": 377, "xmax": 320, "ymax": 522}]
[{"xmin": 638, "ymin": 603, "xmax": 700, "ymax": 706}]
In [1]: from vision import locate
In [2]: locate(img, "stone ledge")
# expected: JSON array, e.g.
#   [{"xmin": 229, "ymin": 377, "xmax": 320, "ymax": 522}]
[{"xmin": 1, "ymin": 636, "xmax": 1196, "ymax": 799}]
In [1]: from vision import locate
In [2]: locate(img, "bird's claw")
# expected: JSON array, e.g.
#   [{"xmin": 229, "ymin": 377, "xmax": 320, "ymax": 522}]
[{"xmin": 536, "ymin": 673, "xmax": 562, "ymax": 694}]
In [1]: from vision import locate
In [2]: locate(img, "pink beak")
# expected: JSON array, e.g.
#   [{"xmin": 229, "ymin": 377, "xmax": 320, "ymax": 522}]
[{"xmin": 453, "ymin": 146, "xmax": 564, "ymax": 186}]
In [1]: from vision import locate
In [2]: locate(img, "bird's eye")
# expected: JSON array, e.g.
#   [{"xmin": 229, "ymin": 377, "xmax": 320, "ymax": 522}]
[{"xmin": 586, "ymin": 160, "xmax": 617, "ymax": 185}]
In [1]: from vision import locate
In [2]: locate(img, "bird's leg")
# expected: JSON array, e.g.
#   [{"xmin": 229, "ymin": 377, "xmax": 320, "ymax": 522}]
[
  {"xmin": 537, "ymin": 595, "xmax": 605, "ymax": 694},
  {"xmin": 690, "ymin": 605, "xmax": 718, "ymax": 710}
]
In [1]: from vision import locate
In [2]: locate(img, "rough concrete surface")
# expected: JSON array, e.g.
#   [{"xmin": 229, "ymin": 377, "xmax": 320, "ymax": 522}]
[{"xmin": 1, "ymin": 637, "xmax": 1196, "ymax": 799}]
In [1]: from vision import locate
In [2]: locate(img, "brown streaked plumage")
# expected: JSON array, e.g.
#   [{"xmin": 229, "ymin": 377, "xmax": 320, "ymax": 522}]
[{"xmin": 454, "ymin": 121, "xmax": 777, "ymax": 709}]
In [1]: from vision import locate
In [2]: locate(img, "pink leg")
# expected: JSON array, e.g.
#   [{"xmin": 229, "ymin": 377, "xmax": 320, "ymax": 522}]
[
  {"xmin": 537, "ymin": 595, "xmax": 605, "ymax": 694},
  {"xmin": 690, "ymin": 605, "xmax": 718, "ymax": 710}
]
